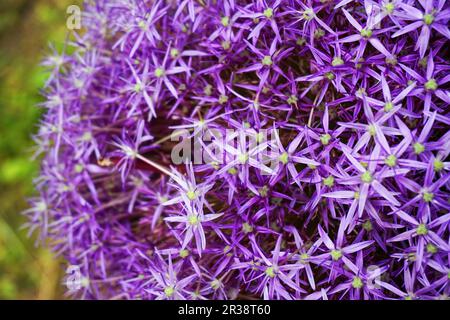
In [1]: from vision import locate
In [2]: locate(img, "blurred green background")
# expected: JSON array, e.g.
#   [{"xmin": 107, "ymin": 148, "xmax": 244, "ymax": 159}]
[{"xmin": 0, "ymin": 0, "xmax": 80, "ymax": 299}]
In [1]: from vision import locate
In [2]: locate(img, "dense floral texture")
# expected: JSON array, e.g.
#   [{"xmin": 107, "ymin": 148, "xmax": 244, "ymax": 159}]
[{"xmin": 28, "ymin": 0, "xmax": 450, "ymax": 299}]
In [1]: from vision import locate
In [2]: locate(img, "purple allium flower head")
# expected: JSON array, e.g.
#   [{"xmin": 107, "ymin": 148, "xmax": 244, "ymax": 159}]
[{"xmin": 29, "ymin": 0, "xmax": 450, "ymax": 300}]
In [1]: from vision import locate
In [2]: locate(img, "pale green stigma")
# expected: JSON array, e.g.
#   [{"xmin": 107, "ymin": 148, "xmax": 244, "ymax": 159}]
[
  {"xmin": 325, "ymin": 72, "xmax": 335, "ymax": 80},
  {"xmin": 179, "ymin": 249, "xmax": 189, "ymax": 258},
  {"xmin": 384, "ymin": 2, "xmax": 395, "ymax": 14},
  {"xmin": 302, "ymin": 9, "xmax": 314, "ymax": 21},
  {"xmin": 323, "ymin": 175, "xmax": 335, "ymax": 187},
  {"xmin": 188, "ymin": 215, "xmax": 200, "ymax": 225},
  {"xmin": 238, "ymin": 153, "xmax": 249, "ymax": 164},
  {"xmin": 228, "ymin": 167, "xmax": 237, "ymax": 175},
  {"xmin": 354, "ymin": 191, "xmax": 360, "ymax": 200},
  {"xmin": 219, "ymin": 95, "xmax": 229, "ymax": 104},
  {"xmin": 221, "ymin": 40, "xmax": 231, "ymax": 50},
  {"xmin": 264, "ymin": 8, "xmax": 274, "ymax": 18},
  {"xmin": 416, "ymin": 223, "xmax": 428, "ymax": 235},
  {"xmin": 296, "ymin": 38, "xmax": 306, "ymax": 46},
  {"xmin": 299, "ymin": 253, "xmax": 309, "ymax": 264},
  {"xmin": 385, "ymin": 155, "xmax": 397, "ymax": 167},
  {"xmin": 384, "ymin": 101, "xmax": 394, "ymax": 112},
  {"xmin": 426, "ymin": 243, "xmax": 437, "ymax": 254},
  {"xmin": 170, "ymin": 48, "xmax": 180, "ymax": 58},
  {"xmin": 204, "ymin": 84, "xmax": 213, "ymax": 96},
  {"xmin": 361, "ymin": 171, "xmax": 373, "ymax": 184},
  {"xmin": 413, "ymin": 142, "xmax": 425, "ymax": 154},
  {"xmin": 259, "ymin": 185, "xmax": 269, "ymax": 197},
  {"xmin": 134, "ymin": 83, "xmax": 142, "ymax": 92},
  {"xmin": 423, "ymin": 14, "xmax": 434, "ymax": 25},
  {"xmin": 265, "ymin": 266, "xmax": 276, "ymax": 278},
  {"xmin": 331, "ymin": 249, "xmax": 342, "ymax": 261},
  {"xmin": 422, "ymin": 192, "xmax": 434, "ymax": 203},
  {"xmin": 360, "ymin": 28, "xmax": 373, "ymax": 38},
  {"xmin": 320, "ymin": 133, "xmax": 331, "ymax": 145},
  {"xmin": 154, "ymin": 67, "xmax": 165, "ymax": 78},
  {"xmin": 368, "ymin": 124, "xmax": 377, "ymax": 136},
  {"xmin": 221, "ymin": 16, "xmax": 230, "ymax": 27},
  {"xmin": 279, "ymin": 152, "xmax": 289, "ymax": 165},
  {"xmin": 164, "ymin": 286, "xmax": 175, "ymax": 297},
  {"xmin": 363, "ymin": 220, "xmax": 373, "ymax": 231},
  {"xmin": 287, "ymin": 95, "xmax": 298, "ymax": 105},
  {"xmin": 242, "ymin": 222, "xmax": 254, "ymax": 233},
  {"xmin": 262, "ymin": 55, "xmax": 273, "ymax": 66},
  {"xmin": 425, "ymin": 78, "xmax": 438, "ymax": 91},
  {"xmin": 352, "ymin": 276, "xmax": 364, "ymax": 289},
  {"xmin": 332, "ymin": 57, "xmax": 344, "ymax": 66},
  {"xmin": 211, "ymin": 279, "xmax": 221, "ymax": 290},
  {"xmin": 186, "ymin": 190, "xmax": 197, "ymax": 200},
  {"xmin": 433, "ymin": 159, "xmax": 444, "ymax": 172},
  {"xmin": 385, "ymin": 55, "xmax": 398, "ymax": 66}
]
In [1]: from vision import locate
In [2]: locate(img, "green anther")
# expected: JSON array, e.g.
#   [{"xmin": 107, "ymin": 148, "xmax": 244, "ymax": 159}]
[
  {"xmin": 314, "ymin": 28, "xmax": 325, "ymax": 38},
  {"xmin": 361, "ymin": 171, "xmax": 373, "ymax": 184},
  {"xmin": 308, "ymin": 164, "xmax": 317, "ymax": 170},
  {"xmin": 228, "ymin": 167, "xmax": 237, "ymax": 175},
  {"xmin": 354, "ymin": 191, "xmax": 360, "ymax": 200},
  {"xmin": 265, "ymin": 266, "xmax": 276, "ymax": 278},
  {"xmin": 188, "ymin": 215, "xmax": 200, "ymax": 225},
  {"xmin": 434, "ymin": 159, "xmax": 444, "ymax": 172},
  {"xmin": 256, "ymin": 132, "xmax": 264, "ymax": 143},
  {"xmin": 221, "ymin": 40, "xmax": 231, "ymax": 50},
  {"xmin": 259, "ymin": 185, "xmax": 270, "ymax": 197},
  {"xmin": 287, "ymin": 95, "xmax": 298, "ymax": 105},
  {"xmin": 332, "ymin": 57, "xmax": 344, "ymax": 66},
  {"xmin": 331, "ymin": 249, "xmax": 342, "ymax": 261},
  {"xmin": 221, "ymin": 16, "xmax": 230, "ymax": 27},
  {"xmin": 299, "ymin": 253, "xmax": 309, "ymax": 264},
  {"xmin": 385, "ymin": 55, "xmax": 398, "ymax": 66},
  {"xmin": 264, "ymin": 8, "xmax": 274, "ymax": 18},
  {"xmin": 384, "ymin": 2, "xmax": 395, "ymax": 14},
  {"xmin": 419, "ymin": 57, "xmax": 427, "ymax": 68},
  {"xmin": 416, "ymin": 223, "xmax": 428, "ymax": 235},
  {"xmin": 210, "ymin": 161, "xmax": 220, "ymax": 170},
  {"xmin": 405, "ymin": 295, "xmax": 413, "ymax": 300},
  {"xmin": 325, "ymin": 72, "xmax": 335, "ymax": 80},
  {"xmin": 413, "ymin": 142, "xmax": 425, "ymax": 154},
  {"xmin": 179, "ymin": 249, "xmax": 189, "ymax": 258},
  {"xmin": 425, "ymin": 78, "xmax": 438, "ymax": 91},
  {"xmin": 203, "ymin": 85, "xmax": 213, "ymax": 96},
  {"xmin": 279, "ymin": 152, "xmax": 289, "ymax": 165},
  {"xmin": 154, "ymin": 67, "xmax": 165, "ymax": 78},
  {"xmin": 238, "ymin": 153, "xmax": 249, "ymax": 164},
  {"xmin": 363, "ymin": 220, "xmax": 373, "ymax": 231},
  {"xmin": 170, "ymin": 48, "xmax": 180, "ymax": 58},
  {"xmin": 368, "ymin": 124, "xmax": 377, "ymax": 136},
  {"xmin": 211, "ymin": 279, "xmax": 221, "ymax": 290},
  {"xmin": 422, "ymin": 191, "xmax": 434, "ymax": 203},
  {"xmin": 242, "ymin": 222, "xmax": 254, "ymax": 233},
  {"xmin": 352, "ymin": 276, "xmax": 364, "ymax": 289},
  {"xmin": 323, "ymin": 175, "xmax": 335, "ymax": 187},
  {"xmin": 186, "ymin": 190, "xmax": 197, "ymax": 200},
  {"xmin": 360, "ymin": 28, "xmax": 373, "ymax": 38},
  {"xmin": 423, "ymin": 14, "xmax": 434, "ymax": 25},
  {"xmin": 302, "ymin": 9, "xmax": 314, "ymax": 21},
  {"xmin": 385, "ymin": 154, "xmax": 397, "ymax": 167},
  {"xmin": 164, "ymin": 286, "xmax": 175, "ymax": 297},
  {"xmin": 447, "ymin": 272, "xmax": 450, "ymax": 279},
  {"xmin": 384, "ymin": 101, "xmax": 394, "ymax": 112},
  {"xmin": 262, "ymin": 55, "xmax": 273, "ymax": 66},
  {"xmin": 75, "ymin": 164, "xmax": 84, "ymax": 173},
  {"xmin": 296, "ymin": 38, "xmax": 306, "ymax": 46},
  {"xmin": 134, "ymin": 83, "xmax": 142, "ymax": 92},
  {"xmin": 219, "ymin": 94, "xmax": 229, "ymax": 104},
  {"xmin": 138, "ymin": 20, "xmax": 146, "ymax": 29},
  {"xmin": 426, "ymin": 243, "xmax": 437, "ymax": 254},
  {"xmin": 320, "ymin": 133, "xmax": 332, "ymax": 145}
]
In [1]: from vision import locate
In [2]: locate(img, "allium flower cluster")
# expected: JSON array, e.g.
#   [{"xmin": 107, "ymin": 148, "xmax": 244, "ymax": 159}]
[{"xmin": 28, "ymin": 0, "xmax": 450, "ymax": 300}]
